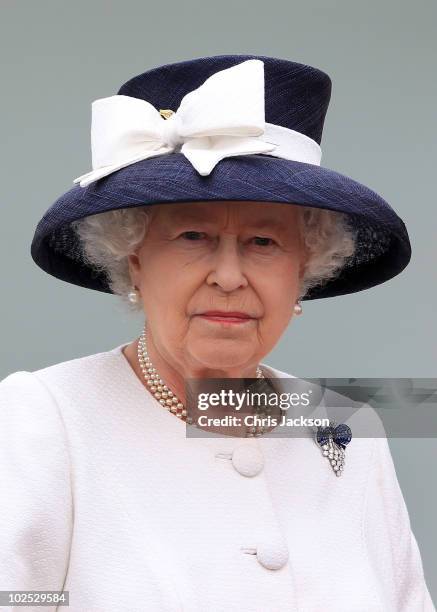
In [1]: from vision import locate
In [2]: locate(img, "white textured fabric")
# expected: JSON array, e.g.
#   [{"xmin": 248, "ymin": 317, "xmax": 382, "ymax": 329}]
[
  {"xmin": 0, "ymin": 343, "xmax": 434, "ymax": 612},
  {"xmin": 73, "ymin": 59, "xmax": 322, "ymax": 187}
]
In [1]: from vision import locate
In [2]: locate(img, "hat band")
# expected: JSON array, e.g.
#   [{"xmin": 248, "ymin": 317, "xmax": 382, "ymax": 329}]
[{"xmin": 72, "ymin": 99, "xmax": 322, "ymax": 188}]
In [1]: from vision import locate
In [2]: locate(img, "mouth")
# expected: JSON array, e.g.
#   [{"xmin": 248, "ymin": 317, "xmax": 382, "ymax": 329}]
[{"xmin": 194, "ymin": 311, "xmax": 257, "ymax": 325}]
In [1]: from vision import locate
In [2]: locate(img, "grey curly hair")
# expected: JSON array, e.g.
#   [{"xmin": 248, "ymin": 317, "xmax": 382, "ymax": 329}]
[{"xmin": 71, "ymin": 204, "xmax": 357, "ymax": 312}]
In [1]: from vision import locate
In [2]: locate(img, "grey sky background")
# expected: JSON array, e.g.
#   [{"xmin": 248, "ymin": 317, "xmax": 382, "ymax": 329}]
[{"xmin": 1, "ymin": 0, "xmax": 436, "ymax": 599}]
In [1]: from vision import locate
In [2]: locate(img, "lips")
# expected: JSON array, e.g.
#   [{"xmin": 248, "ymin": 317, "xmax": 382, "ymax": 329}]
[
  {"xmin": 201, "ymin": 311, "xmax": 252, "ymax": 318},
  {"xmin": 195, "ymin": 311, "xmax": 256, "ymax": 324}
]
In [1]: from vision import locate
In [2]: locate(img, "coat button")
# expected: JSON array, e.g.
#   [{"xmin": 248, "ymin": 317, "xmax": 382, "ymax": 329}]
[
  {"xmin": 231, "ymin": 444, "xmax": 264, "ymax": 477},
  {"xmin": 256, "ymin": 539, "xmax": 289, "ymax": 570}
]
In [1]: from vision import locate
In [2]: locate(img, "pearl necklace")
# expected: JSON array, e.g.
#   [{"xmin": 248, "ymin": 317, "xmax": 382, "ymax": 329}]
[{"xmin": 137, "ymin": 324, "xmax": 271, "ymax": 437}]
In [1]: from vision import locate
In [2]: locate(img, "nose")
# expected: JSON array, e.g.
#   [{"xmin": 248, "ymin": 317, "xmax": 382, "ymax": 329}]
[{"xmin": 206, "ymin": 235, "xmax": 248, "ymax": 292}]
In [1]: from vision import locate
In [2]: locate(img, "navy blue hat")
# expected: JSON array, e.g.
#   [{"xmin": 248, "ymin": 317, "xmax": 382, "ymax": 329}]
[{"xmin": 30, "ymin": 54, "xmax": 411, "ymax": 300}]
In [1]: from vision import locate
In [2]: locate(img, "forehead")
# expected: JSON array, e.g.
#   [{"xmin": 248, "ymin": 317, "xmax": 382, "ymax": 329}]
[{"xmin": 153, "ymin": 201, "xmax": 299, "ymax": 228}]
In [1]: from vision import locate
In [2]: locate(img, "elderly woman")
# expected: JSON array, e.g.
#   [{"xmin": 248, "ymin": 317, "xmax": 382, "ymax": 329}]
[{"xmin": 0, "ymin": 55, "xmax": 434, "ymax": 611}]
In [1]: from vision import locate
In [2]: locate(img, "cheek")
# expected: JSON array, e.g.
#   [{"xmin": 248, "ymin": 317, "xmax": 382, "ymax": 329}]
[
  {"xmin": 254, "ymin": 266, "xmax": 299, "ymax": 342},
  {"xmin": 138, "ymin": 251, "xmax": 199, "ymax": 322},
  {"xmin": 257, "ymin": 264, "xmax": 300, "ymax": 326}
]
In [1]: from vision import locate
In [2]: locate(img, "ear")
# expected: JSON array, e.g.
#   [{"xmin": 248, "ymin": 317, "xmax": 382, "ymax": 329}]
[
  {"xmin": 298, "ymin": 246, "xmax": 310, "ymax": 281},
  {"xmin": 127, "ymin": 252, "xmax": 142, "ymax": 288}
]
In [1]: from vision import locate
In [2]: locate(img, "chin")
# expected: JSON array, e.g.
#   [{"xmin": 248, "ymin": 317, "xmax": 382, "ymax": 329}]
[{"xmin": 189, "ymin": 343, "xmax": 255, "ymax": 372}]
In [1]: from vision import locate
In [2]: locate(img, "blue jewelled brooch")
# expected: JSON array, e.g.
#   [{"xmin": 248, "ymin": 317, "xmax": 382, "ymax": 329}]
[{"xmin": 315, "ymin": 420, "xmax": 352, "ymax": 477}]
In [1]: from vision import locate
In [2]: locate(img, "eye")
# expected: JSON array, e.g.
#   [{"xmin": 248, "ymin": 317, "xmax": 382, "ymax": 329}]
[
  {"xmin": 180, "ymin": 231, "xmax": 207, "ymax": 241},
  {"xmin": 251, "ymin": 236, "xmax": 276, "ymax": 247}
]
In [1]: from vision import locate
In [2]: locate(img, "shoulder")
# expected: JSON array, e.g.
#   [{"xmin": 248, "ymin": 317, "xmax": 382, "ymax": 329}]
[
  {"xmin": 0, "ymin": 344, "xmax": 125, "ymax": 417},
  {"xmin": 0, "ymin": 342, "xmax": 128, "ymax": 482},
  {"xmin": 0, "ymin": 370, "xmax": 66, "ymax": 450},
  {"xmin": 0, "ymin": 345, "xmax": 126, "ymax": 467},
  {"xmin": 0, "ymin": 370, "xmax": 57, "ymax": 421}
]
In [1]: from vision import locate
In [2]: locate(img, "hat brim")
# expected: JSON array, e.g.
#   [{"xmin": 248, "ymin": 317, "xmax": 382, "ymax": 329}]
[{"xmin": 31, "ymin": 153, "xmax": 411, "ymax": 300}]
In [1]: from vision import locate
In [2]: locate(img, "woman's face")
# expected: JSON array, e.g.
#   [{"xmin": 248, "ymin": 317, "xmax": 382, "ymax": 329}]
[{"xmin": 128, "ymin": 201, "xmax": 306, "ymax": 374}]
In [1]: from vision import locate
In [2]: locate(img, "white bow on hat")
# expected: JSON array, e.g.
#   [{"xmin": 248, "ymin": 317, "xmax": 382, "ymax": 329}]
[{"xmin": 73, "ymin": 59, "xmax": 322, "ymax": 188}]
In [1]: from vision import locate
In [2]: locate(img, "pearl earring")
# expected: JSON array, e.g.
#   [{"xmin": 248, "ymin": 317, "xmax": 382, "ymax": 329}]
[
  {"xmin": 293, "ymin": 301, "xmax": 303, "ymax": 315},
  {"xmin": 128, "ymin": 286, "xmax": 140, "ymax": 304}
]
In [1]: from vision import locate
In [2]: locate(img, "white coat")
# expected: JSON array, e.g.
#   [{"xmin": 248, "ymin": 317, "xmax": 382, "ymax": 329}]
[{"xmin": 0, "ymin": 342, "xmax": 434, "ymax": 612}]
